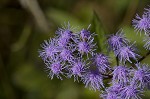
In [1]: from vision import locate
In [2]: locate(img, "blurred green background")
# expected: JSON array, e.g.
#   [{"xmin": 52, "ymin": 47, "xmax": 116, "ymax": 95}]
[{"xmin": 1, "ymin": 0, "xmax": 150, "ymax": 99}]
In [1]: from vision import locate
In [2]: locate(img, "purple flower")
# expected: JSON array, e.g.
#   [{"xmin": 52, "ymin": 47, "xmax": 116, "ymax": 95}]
[
  {"xmin": 102, "ymin": 92, "xmax": 118, "ymax": 99},
  {"xmin": 38, "ymin": 38, "xmax": 59, "ymax": 61},
  {"xmin": 132, "ymin": 13, "xmax": 150, "ymax": 35},
  {"xmin": 58, "ymin": 36, "xmax": 76, "ymax": 51},
  {"xmin": 107, "ymin": 83, "xmax": 123, "ymax": 93},
  {"xmin": 144, "ymin": 37, "xmax": 150, "ymax": 50},
  {"xmin": 56, "ymin": 24, "xmax": 76, "ymax": 47},
  {"xmin": 115, "ymin": 43, "xmax": 139, "ymax": 63},
  {"xmin": 81, "ymin": 69, "xmax": 104, "ymax": 91},
  {"xmin": 61, "ymin": 30, "xmax": 73, "ymax": 39},
  {"xmin": 68, "ymin": 59, "xmax": 89, "ymax": 81},
  {"xmin": 132, "ymin": 63, "xmax": 150, "ymax": 88},
  {"xmin": 93, "ymin": 53, "xmax": 111, "ymax": 73},
  {"xmin": 80, "ymin": 29, "xmax": 91, "ymax": 40},
  {"xmin": 101, "ymin": 83, "xmax": 122, "ymax": 99},
  {"xmin": 112, "ymin": 66, "xmax": 130, "ymax": 85},
  {"xmin": 120, "ymin": 85, "xmax": 142, "ymax": 99},
  {"xmin": 37, "ymin": 11, "xmax": 150, "ymax": 99},
  {"xmin": 45, "ymin": 58, "xmax": 65, "ymax": 80},
  {"xmin": 56, "ymin": 22, "xmax": 74, "ymax": 37},
  {"xmin": 78, "ymin": 41, "xmax": 90, "ymax": 53},
  {"xmin": 107, "ymin": 29, "xmax": 129, "ymax": 51},
  {"xmin": 77, "ymin": 37, "xmax": 96, "ymax": 55},
  {"xmin": 60, "ymin": 48, "xmax": 74, "ymax": 61},
  {"xmin": 58, "ymin": 36, "xmax": 69, "ymax": 47}
]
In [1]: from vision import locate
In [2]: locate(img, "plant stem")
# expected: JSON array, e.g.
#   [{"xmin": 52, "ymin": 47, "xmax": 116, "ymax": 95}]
[
  {"xmin": 116, "ymin": 56, "xmax": 119, "ymax": 66},
  {"xmin": 101, "ymin": 72, "xmax": 113, "ymax": 79},
  {"xmin": 138, "ymin": 50, "xmax": 150, "ymax": 62}
]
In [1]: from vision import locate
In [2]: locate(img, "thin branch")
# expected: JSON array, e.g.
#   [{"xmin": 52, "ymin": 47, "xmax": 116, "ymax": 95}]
[
  {"xmin": 116, "ymin": 56, "xmax": 119, "ymax": 66},
  {"xmin": 138, "ymin": 50, "xmax": 150, "ymax": 62}
]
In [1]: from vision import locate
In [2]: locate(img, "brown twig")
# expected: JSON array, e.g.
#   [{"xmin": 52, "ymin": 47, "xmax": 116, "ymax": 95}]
[{"xmin": 138, "ymin": 51, "xmax": 150, "ymax": 62}]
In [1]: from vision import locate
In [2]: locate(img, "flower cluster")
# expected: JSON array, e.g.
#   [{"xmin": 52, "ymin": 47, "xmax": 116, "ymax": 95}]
[
  {"xmin": 107, "ymin": 29, "xmax": 140, "ymax": 63},
  {"xmin": 39, "ymin": 23, "xmax": 110, "ymax": 91},
  {"xmin": 39, "ymin": 6, "xmax": 150, "ymax": 99}
]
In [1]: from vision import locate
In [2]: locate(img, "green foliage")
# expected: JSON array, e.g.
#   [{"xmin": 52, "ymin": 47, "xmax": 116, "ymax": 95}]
[{"xmin": 91, "ymin": 12, "xmax": 108, "ymax": 53}]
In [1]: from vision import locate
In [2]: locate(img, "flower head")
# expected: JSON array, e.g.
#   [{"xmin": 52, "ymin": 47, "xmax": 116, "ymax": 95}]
[
  {"xmin": 101, "ymin": 83, "xmax": 122, "ymax": 99},
  {"xmin": 80, "ymin": 29, "xmax": 91, "ymax": 40},
  {"xmin": 58, "ymin": 36, "xmax": 70, "ymax": 47},
  {"xmin": 56, "ymin": 22, "xmax": 75, "ymax": 36},
  {"xmin": 60, "ymin": 48, "xmax": 74, "ymax": 61},
  {"xmin": 120, "ymin": 85, "xmax": 142, "ymax": 99},
  {"xmin": 78, "ymin": 41, "xmax": 90, "ymax": 53},
  {"xmin": 56, "ymin": 22, "xmax": 77, "ymax": 47},
  {"xmin": 132, "ymin": 13, "xmax": 150, "ymax": 35},
  {"xmin": 115, "ymin": 43, "xmax": 139, "ymax": 63},
  {"xmin": 68, "ymin": 59, "xmax": 88, "ymax": 81},
  {"xmin": 132, "ymin": 63, "xmax": 150, "ymax": 88},
  {"xmin": 61, "ymin": 30, "xmax": 73, "ymax": 39},
  {"xmin": 112, "ymin": 66, "xmax": 130, "ymax": 85},
  {"xmin": 77, "ymin": 37, "xmax": 96, "ymax": 55},
  {"xmin": 45, "ymin": 57, "xmax": 64, "ymax": 80},
  {"xmin": 81, "ymin": 69, "xmax": 104, "ymax": 91},
  {"xmin": 102, "ymin": 92, "xmax": 118, "ymax": 99},
  {"xmin": 107, "ymin": 29, "xmax": 129, "ymax": 50},
  {"xmin": 38, "ymin": 38, "xmax": 59, "ymax": 61},
  {"xmin": 93, "ymin": 53, "xmax": 111, "ymax": 73}
]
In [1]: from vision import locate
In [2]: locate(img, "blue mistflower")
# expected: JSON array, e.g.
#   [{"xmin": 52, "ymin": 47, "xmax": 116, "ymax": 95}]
[
  {"xmin": 132, "ymin": 63, "xmax": 150, "ymax": 88},
  {"xmin": 45, "ymin": 58, "xmax": 65, "ymax": 80},
  {"xmin": 106, "ymin": 83, "xmax": 123, "ymax": 93},
  {"xmin": 60, "ymin": 48, "xmax": 74, "ymax": 61},
  {"xmin": 78, "ymin": 41, "xmax": 90, "ymax": 53},
  {"xmin": 56, "ymin": 22, "xmax": 75, "ymax": 37},
  {"xmin": 80, "ymin": 29, "xmax": 91, "ymax": 40},
  {"xmin": 81, "ymin": 69, "xmax": 104, "ymax": 91},
  {"xmin": 112, "ymin": 66, "xmax": 130, "ymax": 85},
  {"xmin": 38, "ymin": 21, "xmax": 150, "ymax": 99},
  {"xmin": 120, "ymin": 85, "xmax": 142, "ymax": 99},
  {"xmin": 107, "ymin": 92, "xmax": 119, "ymax": 99},
  {"xmin": 102, "ymin": 91, "xmax": 119, "ymax": 99},
  {"xmin": 101, "ymin": 83, "xmax": 122, "ymax": 99},
  {"xmin": 107, "ymin": 29, "xmax": 129, "ymax": 51},
  {"xmin": 68, "ymin": 59, "xmax": 89, "ymax": 81},
  {"xmin": 39, "ymin": 38, "xmax": 59, "ymax": 61},
  {"xmin": 115, "ymin": 43, "xmax": 139, "ymax": 63},
  {"xmin": 102, "ymin": 92, "xmax": 118, "ymax": 99},
  {"xmin": 58, "ymin": 36, "xmax": 76, "ymax": 50},
  {"xmin": 77, "ymin": 37, "xmax": 96, "ymax": 55},
  {"xmin": 58, "ymin": 36, "xmax": 69, "ymax": 47},
  {"xmin": 60, "ymin": 30, "xmax": 73, "ymax": 39},
  {"xmin": 93, "ymin": 53, "xmax": 111, "ymax": 73},
  {"xmin": 57, "ymin": 30, "xmax": 73, "ymax": 46},
  {"xmin": 56, "ymin": 24, "xmax": 76, "ymax": 47},
  {"xmin": 56, "ymin": 22, "xmax": 77, "ymax": 47},
  {"xmin": 132, "ymin": 13, "xmax": 150, "ymax": 35},
  {"xmin": 144, "ymin": 37, "xmax": 150, "ymax": 50}
]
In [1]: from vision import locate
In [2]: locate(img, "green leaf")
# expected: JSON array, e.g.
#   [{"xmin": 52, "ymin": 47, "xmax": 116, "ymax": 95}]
[{"xmin": 91, "ymin": 11, "xmax": 108, "ymax": 53}]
